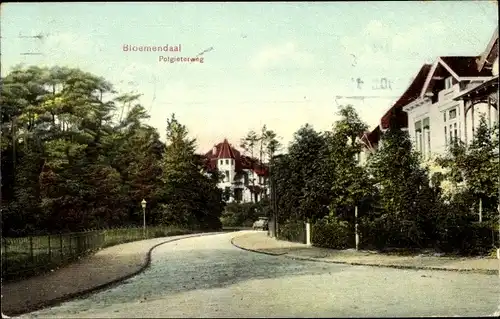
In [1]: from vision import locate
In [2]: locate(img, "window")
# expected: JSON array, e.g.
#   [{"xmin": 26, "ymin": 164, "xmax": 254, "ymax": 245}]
[
  {"xmin": 225, "ymin": 159, "xmax": 229, "ymax": 165},
  {"xmin": 444, "ymin": 127, "xmax": 447, "ymax": 146},
  {"xmin": 234, "ymin": 189, "xmax": 243, "ymax": 202},
  {"xmin": 415, "ymin": 120, "xmax": 422, "ymax": 152},
  {"xmin": 443, "ymin": 112, "xmax": 446, "ymax": 122},
  {"xmin": 449, "ymin": 108, "xmax": 457, "ymax": 120},
  {"xmin": 445, "ymin": 77, "xmax": 453, "ymax": 89},
  {"xmin": 219, "ymin": 160, "xmax": 223, "ymax": 165},
  {"xmin": 444, "ymin": 106, "xmax": 459, "ymax": 146},
  {"xmin": 423, "ymin": 117, "xmax": 430, "ymax": 156},
  {"xmin": 224, "ymin": 187, "xmax": 231, "ymax": 200},
  {"xmin": 225, "ymin": 170, "xmax": 229, "ymax": 182}
]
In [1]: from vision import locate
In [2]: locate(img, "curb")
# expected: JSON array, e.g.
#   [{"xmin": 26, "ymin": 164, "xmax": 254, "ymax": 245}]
[
  {"xmin": 230, "ymin": 236, "xmax": 498, "ymax": 276},
  {"xmin": 230, "ymin": 237, "xmax": 287, "ymax": 256},
  {"xmin": 6, "ymin": 232, "xmax": 218, "ymax": 317},
  {"xmin": 284, "ymin": 254, "xmax": 498, "ymax": 276}
]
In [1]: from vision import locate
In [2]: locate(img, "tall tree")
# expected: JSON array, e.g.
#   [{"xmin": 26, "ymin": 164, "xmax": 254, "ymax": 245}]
[
  {"xmin": 240, "ymin": 130, "xmax": 260, "ymax": 202},
  {"xmin": 367, "ymin": 113, "xmax": 436, "ymax": 248},
  {"xmin": 1, "ymin": 66, "xmax": 223, "ymax": 236},
  {"xmin": 328, "ymin": 105, "xmax": 372, "ymax": 220},
  {"xmin": 283, "ymin": 124, "xmax": 331, "ymax": 222},
  {"xmin": 159, "ymin": 114, "xmax": 223, "ymax": 229}
]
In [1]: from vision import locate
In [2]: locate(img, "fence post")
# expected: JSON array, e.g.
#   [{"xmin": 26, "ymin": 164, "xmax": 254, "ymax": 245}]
[
  {"xmin": 305, "ymin": 221, "xmax": 311, "ymax": 246},
  {"xmin": 84, "ymin": 232, "xmax": 88, "ymax": 252},
  {"xmin": 479, "ymin": 199, "xmax": 482, "ymax": 223},
  {"xmin": 68, "ymin": 235, "xmax": 72, "ymax": 257},
  {"xmin": 59, "ymin": 234, "xmax": 63, "ymax": 260},
  {"xmin": 48, "ymin": 235, "xmax": 52, "ymax": 263},
  {"xmin": 29, "ymin": 236, "xmax": 34, "ymax": 263},
  {"xmin": 355, "ymin": 206, "xmax": 359, "ymax": 251}
]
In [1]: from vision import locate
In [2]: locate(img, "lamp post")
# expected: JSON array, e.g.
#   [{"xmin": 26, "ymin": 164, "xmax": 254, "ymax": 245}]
[{"xmin": 141, "ymin": 199, "xmax": 147, "ymax": 238}]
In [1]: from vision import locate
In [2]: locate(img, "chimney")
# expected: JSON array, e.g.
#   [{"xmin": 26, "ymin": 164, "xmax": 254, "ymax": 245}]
[{"xmin": 212, "ymin": 145, "xmax": 217, "ymax": 155}]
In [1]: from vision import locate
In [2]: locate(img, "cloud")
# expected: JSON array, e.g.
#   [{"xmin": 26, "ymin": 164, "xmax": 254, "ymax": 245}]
[
  {"xmin": 249, "ymin": 42, "xmax": 314, "ymax": 70},
  {"xmin": 340, "ymin": 19, "xmax": 447, "ymax": 71}
]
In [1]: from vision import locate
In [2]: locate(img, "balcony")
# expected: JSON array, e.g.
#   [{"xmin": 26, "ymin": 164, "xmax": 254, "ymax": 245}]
[{"xmin": 438, "ymin": 83, "xmax": 461, "ymax": 102}]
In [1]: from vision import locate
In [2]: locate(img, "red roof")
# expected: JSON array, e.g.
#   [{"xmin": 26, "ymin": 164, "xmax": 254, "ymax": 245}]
[
  {"xmin": 218, "ymin": 138, "xmax": 236, "ymax": 159},
  {"xmin": 362, "ymin": 28, "xmax": 498, "ymax": 147},
  {"xmin": 203, "ymin": 139, "xmax": 268, "ymax": 176},
  {"xmin": 380, "ymin": 64, "xmax": 432, "ymax": 130}
]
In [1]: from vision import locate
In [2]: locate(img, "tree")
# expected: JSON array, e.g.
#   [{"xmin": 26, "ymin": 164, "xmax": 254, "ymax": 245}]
[
  {"xmin": 240, "ymin": 130, "xmax": 260, "ymax": 202},
  {"xmin": 1, "ymin": 66, "xmax": 223, "ymax": 236},
  {"xmin": 433, "ymin": 115, "xmax": 499, "ymax": 246},
  {"xmin": 241, "ymin": 126, "xmax": 281, "ymax": 203},
  {"xmin": 367, "ymin": 113, "xmax": 437, "ymax": 248},
  {"xmin": 463, "ymin": 116, "xmax": 499, "ymax": 222},
  {"xmin": 328, "ymin": 105, "xmax": 372, "ymax": 220},
  {"xmin": 278, "ymin": 124, "xmax": 332, "ymax": 222},
  {"xmin": 159, "ymin": 114, "xmax": 223, "ymax": 229}
]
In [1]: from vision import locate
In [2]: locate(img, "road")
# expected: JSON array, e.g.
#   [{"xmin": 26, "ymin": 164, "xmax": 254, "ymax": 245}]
[{"xmin": 20, "ymin": 231, "xmax": 500, "ymax": 318}]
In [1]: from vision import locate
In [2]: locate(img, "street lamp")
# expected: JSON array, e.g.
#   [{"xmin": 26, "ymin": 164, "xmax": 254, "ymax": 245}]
[{"xmin": 141, "ymin": 199, "xmax": 147, "ymax": 238}]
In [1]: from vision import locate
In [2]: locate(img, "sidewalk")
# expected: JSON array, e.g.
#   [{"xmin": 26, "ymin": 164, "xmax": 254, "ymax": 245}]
[
  {"xmin": 1, "ymin": 233, "xmax": 207, "ymax": 316},
  {"xmin": 231, "ymin": 232, "xmax": 499, "ymax": 276}
]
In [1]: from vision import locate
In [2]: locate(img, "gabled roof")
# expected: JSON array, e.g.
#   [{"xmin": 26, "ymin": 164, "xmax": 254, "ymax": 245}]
[
  {"xmin": 380, "ymin": 64, "xmax": 433, "ymax": 130},
  {"xmin": 477, "ymin": 27, "xmax": 499, "ymax": 72},
  {"xmin": 440, "ymin": 56, "xmax": 491, "ymax": 77},
  {"xmin": 362, "ymin": 28, "xmax": 498, "ymax": 148},
  {"xmin": 420, "ymin": 56, "xmax": 493, "ymax": 98}
]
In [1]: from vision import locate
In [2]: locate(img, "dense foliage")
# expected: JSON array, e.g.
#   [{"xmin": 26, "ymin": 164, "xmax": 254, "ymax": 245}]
[
  {"xmin": 1, "ymin": 66, "xmax": 224, "ymax": 236},
  {"xmin": 311, "ymin": 217, "xmax": 352, "ymax": 249},
  {"xmin": 272, "ymin": 105, "xmax": 499, "ymax": 255},
  {"xmin": 220, "ymin": 200, "xmax": 270, "ymax": 227},
  {"xmin": 278, "ymin": 219, "xmax": 307, "ymax": 244}
]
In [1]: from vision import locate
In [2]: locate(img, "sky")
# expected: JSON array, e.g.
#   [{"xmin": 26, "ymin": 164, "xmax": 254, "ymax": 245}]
[{"xmin": 1, "ymin": 1, "xmax": 498, "ymax": 153}]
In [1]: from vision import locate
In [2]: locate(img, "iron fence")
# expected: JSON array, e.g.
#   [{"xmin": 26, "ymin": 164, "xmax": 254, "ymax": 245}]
[{"xmin": 1, "ymin": 225, "xmax": 193, "ymax": 281}]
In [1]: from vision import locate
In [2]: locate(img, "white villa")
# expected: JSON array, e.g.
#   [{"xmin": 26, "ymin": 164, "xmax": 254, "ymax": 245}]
[
  {"xmin": 361, "ymin": 27, "xmax": 499, "ymax": 161},
  {"xmin": 203, "ymin": 138, "xmax": 269, "ymax": 203}
]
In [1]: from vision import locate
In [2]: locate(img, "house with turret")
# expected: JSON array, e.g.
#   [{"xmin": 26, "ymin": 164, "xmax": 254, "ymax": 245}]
[{"xmin": 203, "ymin": 139, "xmax": 269, "ymax": 203}]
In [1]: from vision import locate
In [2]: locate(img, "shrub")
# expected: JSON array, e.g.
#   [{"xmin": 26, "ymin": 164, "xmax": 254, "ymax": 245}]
[
  {"xmin": 154, "ymin": 229, "xmax": 168, "ymax": 237},
  {"xmin": 436, "ymin": 222, "xmax": 496, "ymax": 255},
  {"xmin": 220, "ymin": 203, "xmax": 260, "ymax": 227},
  {"xmin": 312, "ymin": 217, "xmax": 353, "ymax": 249},
  {"xmin": 279, "ymin": 220, "xmax": 306, "ymax": 243}
]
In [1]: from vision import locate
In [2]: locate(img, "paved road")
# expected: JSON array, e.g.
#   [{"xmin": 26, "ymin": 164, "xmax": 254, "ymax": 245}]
[{"xmin": 20, "ymin": 231, "xmax": 500, "ymax": 318}]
